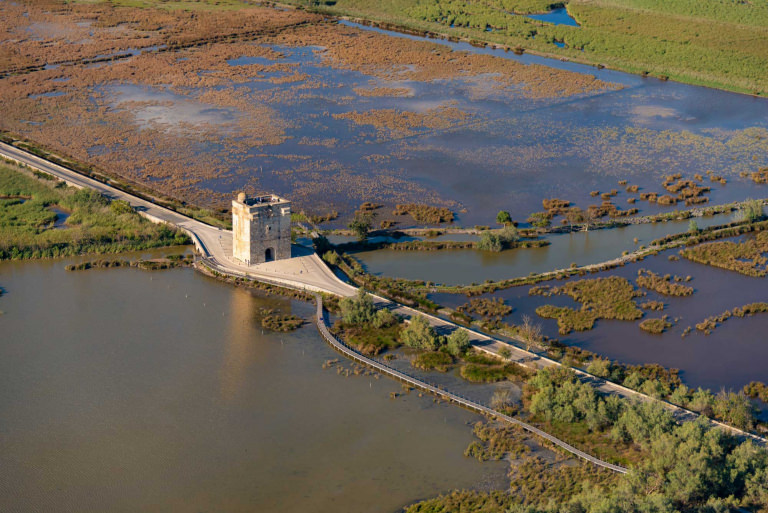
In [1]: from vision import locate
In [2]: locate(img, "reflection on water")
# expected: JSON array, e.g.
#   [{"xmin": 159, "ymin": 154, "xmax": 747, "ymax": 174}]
[
  {"xmin": 80, "ymin": 27, "xmax": 768, "ymax": 227},
  {"xmin": 0, "ymin": 254, "xmax": 506, "ymax": 512},
  {"xmin": 354, "ymin": 213, "xmax": 733, "ymax": 285},
  {"xmin": 431, "ymin": 240, "xmax": 768, "ymax": 392},
  {"xmin": 220, "ymin": 282, "xmax": 261, "ymax": 402}
]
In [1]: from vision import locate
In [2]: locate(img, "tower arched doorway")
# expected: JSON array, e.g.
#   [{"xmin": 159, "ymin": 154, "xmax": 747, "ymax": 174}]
[{"xmin": 265, "ymin": 247, "xmax": 274, "ymax": 262}]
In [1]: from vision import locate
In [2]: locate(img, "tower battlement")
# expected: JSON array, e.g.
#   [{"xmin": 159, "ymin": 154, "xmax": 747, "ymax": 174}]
[{"xmin": 232, "ymin": 192, "xmax": 291, "ymax": 265}]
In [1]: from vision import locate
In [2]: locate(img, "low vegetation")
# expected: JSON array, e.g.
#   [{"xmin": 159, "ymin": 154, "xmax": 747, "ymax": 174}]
[
  {"xmin": 259, "ymin": 309, "xmax": 305, "ymax": 332},
  {"xmin": 635, "ymin": 268, "xmax": 694, "ymax": 296},
  {"xmin": 459, "ymin": 351, "xmax": 531, "ymax": 383},
  {"xmin": 409, "ymin": 367, "xmax": 768, "ymax": 512},
  {"xmin": 681, "ymin": 230, "xmax": 768, "ymax": 276},
  {"xmin": 0, "ymin": 162, "xmax": 189, "ymax": 259},
  {"xmin": 308, "ymin": 0, "xmax": 768, "ymax": 95},
  {"xmin": 65, "ymin": 254, "xmax": 193, "ymax": 271},
  {"xmin": 392, "ymin": 203, "xmax": 454, "ymax": 224},
  {"xmin": 456, "ymin": 297, "xmax": 512, "ymax": 319},
  {"xmin": 693, "ymin": 302, "xmax": 768, "ymax": 335},
  {"xmin": 463, "ymin": 421, "xmax": 529, "ymax": 462},
  {"xmin": 412, "ymin": 350, "xmax": 454, "ymax": 372},
  {"xmin": 531, "ymin": 276, "xmax": 643, "ymax": 334},
  {"xmin": 332, "ymin": 289, "xmax": 402, "ymax": 354},
  {"xmin": 638, "ymin": 316, "xmax": 671, "ymax": 334},
  {"xmin": 640, "ymin": 300, "xmax": 664, "ymax": 311}
]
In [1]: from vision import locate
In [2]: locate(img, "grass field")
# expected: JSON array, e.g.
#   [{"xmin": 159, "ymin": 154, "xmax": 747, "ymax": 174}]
[
  {"xmin": 279, "ymin": 0, "xmax": 768, "ymax": 95},
  {"xmin": 0, "ymin": 161, "xmax": 189, "ymax": 259}
]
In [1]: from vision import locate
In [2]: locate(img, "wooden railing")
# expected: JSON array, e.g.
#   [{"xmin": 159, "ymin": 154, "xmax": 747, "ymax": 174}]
[{"xmin": 314, "ymin": 296, "xmax": 629, "ymax": 474}]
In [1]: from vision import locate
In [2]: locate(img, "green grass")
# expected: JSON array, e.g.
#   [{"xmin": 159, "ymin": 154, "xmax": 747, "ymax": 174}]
[
  {"xmin": 532, "ymin": 276, "xmax": 643, "ymax": 334},
  {"xmin": 281, "ymin": 0, "xmax": 768, "ymax": 95},
  {"xmin": 412, "ymin": 350, "xmax": 454, "ymax": 371},
  {"xmin": 333, "ymin": 321, "xmax": 402, "ymax": 355},
  {"xmin": 0, "ymin": 161, "xmax": 190, "ymax": 259}
]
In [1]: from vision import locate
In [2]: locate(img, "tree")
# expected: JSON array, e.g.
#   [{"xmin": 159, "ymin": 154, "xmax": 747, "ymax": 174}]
[
  {"xmin": 496, "ymin": 210, "xmax": 512, "ymax": 226},
  {"xmin": 565, "ymin": 206, "xmax": 586, "ymax": 230},
  {"xmin": 527, "ymin": 211, "xmax": 551, "ymax": 228},
  {"xmin": 477, "ymin": 231, "xmax": 502, "ymax": 252},
  {"xmin": 348, "ymin": 212, "xmax": 374, "ymax": 241},
  {"xmin": 339, "ymin": 289, "xmax": 375, "ymax": 326},
  {"xmin": 446, "ymin": 329, "xmax": 470, "ymax": 356},
  {"xmin": 737, "ymin": 199, "xmax": 764, "ymax": 223},
  {"xmin": 401, "ymin": 315, "xmax": 441, "ymax": 351},
  {"xmin": 688, "ymin": 219, "xmax": 699, "ymax": 233},
  {"xmin": 518, "ymin": 314, "xmax": 543, "ymax": 351},
  {"xmin": 499, "ymin": 225, "xmax": 519, "ymax": 244},
  {"xmin": 586, "ymin": 357, "xmax": 611, "ymax": 378},
  {"xmin": 372, "ymin": 308, "xmax": 396, "ymax": 329}
]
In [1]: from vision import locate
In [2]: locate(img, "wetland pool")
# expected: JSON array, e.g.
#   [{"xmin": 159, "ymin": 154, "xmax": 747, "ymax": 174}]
[
  {"xmin": 0, "ymin": 253, "xmax": 507, "ymax": 512},
  {"xmin": 352, "ymin": 212, "xmax": 733, "ymax": 286},
  {"xmin": 430, "ymin": 241, "xmax": 768, "ymax": 392},
  {"xmin": 11, "ymin": 18, "xmax": 768, "ymax": 226}
]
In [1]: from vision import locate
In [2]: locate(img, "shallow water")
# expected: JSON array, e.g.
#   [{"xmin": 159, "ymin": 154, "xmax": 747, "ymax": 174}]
[
  {"xmin": 526, "ymin": 8, "xmax": 579, "ymax": 27},
  {"xmin": 48, "ymin": 205, "xmax": 70, "ymax": 228},
  {"xmin": 352, "ymin": 213, "xmax": 733, "ymax": 285},
  {"xmin": 73, "ymin": 22, "xmax": 768, "ymax": 227},
  {"xmin": 0, "ymin": 254, "xmax": 507, "ymax": 512},
  {"xmin": 430, "ymin": 238, "xmax": 768, "ymax": 392}
]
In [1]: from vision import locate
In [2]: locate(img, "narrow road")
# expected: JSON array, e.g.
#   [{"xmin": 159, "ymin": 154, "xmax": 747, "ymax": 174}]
[
  {"xmin": 0, "ymin": 141, "xmax": 356, "ymax": 296},
  {"xmin": 2, "ymin": 141, "xmax": 764, "ymax": 450}
]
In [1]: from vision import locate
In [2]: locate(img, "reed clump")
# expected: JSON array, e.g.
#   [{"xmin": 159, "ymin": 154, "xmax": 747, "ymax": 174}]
[
  {"xmin": 680, "ymin": 231, "xmax": 768, "ymax": 276},
  {"xmin": 635, "ymin": 269, "xmax": 694, "ymax": 296},
  {"xmin": 638, "ymin": 317, "xmax": 672, "ymax": 334},
  {"xmin": 392, "ymin": 203, "xmax": 454, "ymax": 224},
  {"xmin": 259, "ymin": 309, "xmax": 305, "ymax": 332},
  {"xmin": 531, "ymin": 276, "xmax": 643, "ymax": 334},
  {"xmin": 457, "ymin": 296, "xmax": 512, "ymax": 319},
  {"xmin": 694, "ymin": 302, "xmax": 768, "ymax": 335}
]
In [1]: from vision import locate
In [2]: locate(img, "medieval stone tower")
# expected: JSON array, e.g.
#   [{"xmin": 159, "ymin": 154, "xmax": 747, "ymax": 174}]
[{"xmin": 232, "ymin": 192, "xmax": 292, "ymax": 265}]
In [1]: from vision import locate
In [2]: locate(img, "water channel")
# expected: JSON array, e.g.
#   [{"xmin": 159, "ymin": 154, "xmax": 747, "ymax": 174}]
[
  {"xmin": 352, "ymin": 212, "xmax": 733, "ymax": 285},
  {"xmin": 0, "ymin": 253, "xmax": 507, "ymax": 512}
]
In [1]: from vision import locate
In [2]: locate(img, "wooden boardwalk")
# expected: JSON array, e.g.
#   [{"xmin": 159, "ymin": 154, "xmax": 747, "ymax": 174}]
[{"xmin": 314, "ymin": 296, "xmax": 629, "ymax": 474}]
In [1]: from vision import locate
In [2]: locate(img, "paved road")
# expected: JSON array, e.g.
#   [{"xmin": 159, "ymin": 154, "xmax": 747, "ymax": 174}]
[
  {"xmin": 0, "ymin": 141, "xmax": 357, "ymax": 297},
  {"xmin": 2, "ymin": 141, "xmax": 764, "ymax": 447}
]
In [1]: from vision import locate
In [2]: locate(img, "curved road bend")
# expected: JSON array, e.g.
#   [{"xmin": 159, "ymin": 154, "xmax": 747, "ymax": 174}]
[{"xmin": 1, "ymin": 141, "xmax": 764, "ymax": 447}]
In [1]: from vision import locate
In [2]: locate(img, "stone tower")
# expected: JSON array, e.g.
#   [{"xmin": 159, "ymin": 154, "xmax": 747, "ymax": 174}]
[{"xmin": 232, "ymin": 192, "xmax": 291, "ymax": 265}]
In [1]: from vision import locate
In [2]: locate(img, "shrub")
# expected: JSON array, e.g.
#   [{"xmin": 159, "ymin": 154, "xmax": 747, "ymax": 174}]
[
  {"xmin": 339, "ymin": 289, "xmax": 375, "ymax": 325},
  {"xmin": 445, "ymin": 329, "xmax": 471, "ymax": 356},
  {"xmin": 401, "ymin": 314, "xmax": 441, "ymax": 351}
]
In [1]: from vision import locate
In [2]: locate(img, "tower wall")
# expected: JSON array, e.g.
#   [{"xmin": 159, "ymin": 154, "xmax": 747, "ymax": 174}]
[{"xmin": 232, "ymin": 194, "xmax": 291, "ymax": 265}]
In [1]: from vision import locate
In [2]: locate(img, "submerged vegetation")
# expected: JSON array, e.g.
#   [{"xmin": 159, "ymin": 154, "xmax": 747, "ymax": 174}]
[
  {"xmin": 64, "ymin": 254, "xmax": 193, "ymax": 271},
  {"xmin": 259, "ymin": 309, "xmax": 305, "ymax": 332},
  {"xmin": 0, "ymin": 162, "xmax": 189, "ymax": 260},
  {"xmin": 692, "ymin": 302, "xmax": 768, "ymax": 336},
  {"xmin": 392, "ymin": 203, "xmax": 454, "ymax": 224},
  {"xmin": 292, "ymin": 0, "xmax": 768, "ymax": 95}
]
